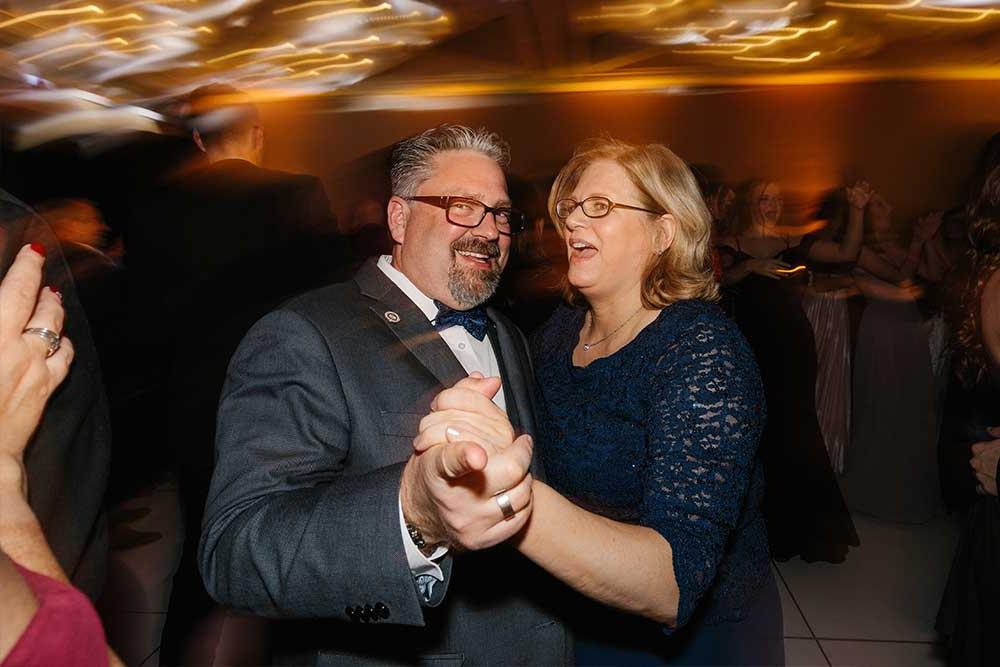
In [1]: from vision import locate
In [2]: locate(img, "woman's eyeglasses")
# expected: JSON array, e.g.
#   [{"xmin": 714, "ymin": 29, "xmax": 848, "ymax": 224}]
[{"xmin": 555, "ymin": 196, "xmax": 665, "ymax": 220}]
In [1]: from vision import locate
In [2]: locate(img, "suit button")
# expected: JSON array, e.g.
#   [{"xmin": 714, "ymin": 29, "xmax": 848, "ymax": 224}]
[
  {"xmin": 345, "ymin": 606, "xmax": 357, "ymax": 621},
  {"xmin": 374, "ymin": 602, "xmax": 390, "ymax": 619},
  {"xmin": 354, "ymin": 605, "xmax": 366, "ymax": 622},
  {"xmin": 363, "ymin": 604, "xmax": 375, "ymax": 621}
]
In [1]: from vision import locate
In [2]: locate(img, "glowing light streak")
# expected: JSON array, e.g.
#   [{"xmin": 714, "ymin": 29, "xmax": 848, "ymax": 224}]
[
  {"xmin": 306, "ymin": 2, "xmax": 391, "ymax": 21},
  {"xmin": 284, "ymin": 52, "xmax": 349, "ymax": 68},
  {"xmin": 35, "ymin": 13, "xmax": 143, "ymax": 38},
  {"xmin": 274, "ymin": 0, "xmax": 358, "ymax": 15},
  {"xmin": 99, "ymin": 19, "xmax": 175, "ymax": 36},
  {"xmin": 207, "ymin": 42, "xmax": 296, "ymax": 64},
  {"xmin": 372, "ymin": 13, "xmax": 448, "ymax": 28},
  {"xmin": 314, "ymin": 34, "xmax": 379, "ymax": 48},
  {"xmin": 712, "ymin": 1, "xmax": 798, "ymax": 14},
  {"xmin": 116, "ymin": 0, "xmax": 198, "ymax": 9},
  {"xmin": 674, "ymin": 45, "xmax": 753, "ymax": 53},
  {"xmin": 826, "ymin": 0, "xmax": 920, "ymax": 8},
  {"xmin": 310, "ymin": 56, "xmax": 372, "ymax": 72},
  {"xmin": 59, "ymin": 43, "xmax": 160, "ymax": 69},
  {"xmin": 242, "ymin": 48, "xmax": 324, "ymax": 66},
  {"xmin": 657, "ymin": 20, "xmax": 738, "ymax": 32},
  {"xmin": 888, "ymin": 8, "xmax": 998, "ymax": 20},
  {"xmin": 733, "ymin": 49, "xmax": 821, "ymax": 62},
  {"xmin": 130, "ymin": 25, "xmax": 212, "ymax": 42},
  {"xmin": 20, "ymin": 37, "xmax": 128, "ymax": 63},
  {"xmin": 0, "ymin": 5, "xmax": 102, "ymax": 30}
]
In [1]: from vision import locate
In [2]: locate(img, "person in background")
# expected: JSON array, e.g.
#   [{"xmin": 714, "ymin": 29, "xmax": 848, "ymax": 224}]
[
  {"xmin": 840, "ymin": 189, "xmax": 947, "ymax": 524},
  {"xmin": 125, "ymin": 83, "xmax": 343, "ymax": 663},
  {"xmin": 936, "ymin": 153, "xmax": 1000, "ymax": 667},
  {"xmin": 0, "ymin": 242, "xmax": 123, "ymax": 667},
  {"xmin": 716, "ymin": 180, "xmax": 865, "ymax": 563}
]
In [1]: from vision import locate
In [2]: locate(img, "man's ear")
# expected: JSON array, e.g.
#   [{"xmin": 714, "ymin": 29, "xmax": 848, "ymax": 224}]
[
  {"xmin": 654, "ymin": 213, "xmax": 676, "ymax": 255},
  {"xmin": 386, "ymin": 196, "xmax": 409, "ymax": 245},
  {"xmin": 192, "ymin": 129, "xmax": 207, "ymax": 153}
]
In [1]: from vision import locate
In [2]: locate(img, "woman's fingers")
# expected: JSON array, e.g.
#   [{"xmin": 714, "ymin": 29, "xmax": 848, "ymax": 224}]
[
  {"xmin": 414, "ymin": 417, "xmax": 495, "ymax": 454},
  {"xmin": 21, "ymin": 287, "xmax": 64, "ymax": 359},
  {"xmin": 0, "ymin": 244, "xmax": 45, "ymax": 339},
  {"xmin": 45, "ymin": 335, "xmax": 74, "ymax": 390}
]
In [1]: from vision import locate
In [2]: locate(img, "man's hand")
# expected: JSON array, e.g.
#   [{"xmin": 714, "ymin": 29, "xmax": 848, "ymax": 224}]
[
  {"xmin": 400, "ymin": 374, "xmax": 534, "ymax": 551},
  {"xmin": 971, "ymin": 426, "xmax": 1000, "ymax": 496}
]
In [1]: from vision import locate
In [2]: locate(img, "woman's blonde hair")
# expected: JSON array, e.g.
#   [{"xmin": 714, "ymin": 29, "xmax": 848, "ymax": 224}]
[{"xmin": 548, "ymin": 137, "xmax": 719, "ymax": 308}]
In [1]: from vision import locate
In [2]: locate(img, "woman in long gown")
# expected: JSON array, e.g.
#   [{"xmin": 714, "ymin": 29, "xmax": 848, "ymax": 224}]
[
  {"xmin": 716, "ymin": 180, "xmax": 864, "ymax": 562},
  {"xmin": 839, "ymin": 192, "xmax": 945, "ymax": 523}
]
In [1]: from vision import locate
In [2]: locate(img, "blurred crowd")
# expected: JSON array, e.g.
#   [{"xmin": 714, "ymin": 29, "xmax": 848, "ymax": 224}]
[{"xmin": 0, "ymin": 83, "xmax": 997, "ymax": 667}]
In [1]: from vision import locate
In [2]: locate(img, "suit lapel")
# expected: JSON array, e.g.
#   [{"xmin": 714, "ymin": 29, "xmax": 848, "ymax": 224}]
[
  {"xmin": 486, "ymin": 308, "xmax": 539, "ymax": 440},
  {"xmin": 355, "ymin": 259, "xmax": 466, "ymax": 389}
]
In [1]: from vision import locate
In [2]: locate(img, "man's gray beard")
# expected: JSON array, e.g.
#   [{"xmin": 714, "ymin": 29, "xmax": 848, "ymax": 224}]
[{"xmin": 448, "ymin": 261, "xmax": 501, "ymax": 308}]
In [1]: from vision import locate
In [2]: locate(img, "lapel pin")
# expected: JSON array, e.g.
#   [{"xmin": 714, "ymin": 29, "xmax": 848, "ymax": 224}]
[{"xmin": 384, "ymin": 311, "xmax": 401, "ymax": 323}]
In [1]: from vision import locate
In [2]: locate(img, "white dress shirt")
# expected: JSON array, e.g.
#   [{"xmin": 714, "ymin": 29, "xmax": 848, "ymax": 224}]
[{"xmin": 377, "ymin": 255, "xmax": 507, "ymax": 586}]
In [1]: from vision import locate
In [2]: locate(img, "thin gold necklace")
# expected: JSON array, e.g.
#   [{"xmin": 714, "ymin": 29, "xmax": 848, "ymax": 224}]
[{"xmin": 582, "ymin": 305, "xmax": 644, "ymax": 352}]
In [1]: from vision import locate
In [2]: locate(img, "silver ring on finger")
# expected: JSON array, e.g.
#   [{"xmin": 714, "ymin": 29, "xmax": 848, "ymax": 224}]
[
  {"xmin": 23, "ymin": 327, "xmax": 61, "ymax": 358},
  {"xmin": 494, "ymin": 492, "xmax": 516, "ymax": 521}
]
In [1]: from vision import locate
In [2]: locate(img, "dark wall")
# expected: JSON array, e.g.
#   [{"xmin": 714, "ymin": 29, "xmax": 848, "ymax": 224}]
[{"xmin": 259, "ymin": 79, "xmax": 999, "ymax": 228}]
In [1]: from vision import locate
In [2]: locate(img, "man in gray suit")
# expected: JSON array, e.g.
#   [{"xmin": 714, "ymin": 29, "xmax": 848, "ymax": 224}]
[{"xmin": 199, "ymin": 125, "xmax": 569, "ymax": 665}]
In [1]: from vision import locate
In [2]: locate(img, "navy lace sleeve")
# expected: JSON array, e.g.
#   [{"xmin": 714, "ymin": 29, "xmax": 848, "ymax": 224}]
[{"xmin": 642, "ymin": 314, "xmax": 766, "ymax": 628}]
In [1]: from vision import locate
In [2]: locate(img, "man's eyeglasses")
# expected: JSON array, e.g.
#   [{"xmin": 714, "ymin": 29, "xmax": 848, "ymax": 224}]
[
  {"xmin": 555, "ymin": 196, "xmax": 665, "ymax": 220},
  {"xmin": 407, "ymin": 195, "xmax": 527, "ymax": 236}
]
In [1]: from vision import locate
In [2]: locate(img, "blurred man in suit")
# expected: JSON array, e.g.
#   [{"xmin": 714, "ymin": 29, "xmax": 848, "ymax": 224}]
[{"xmin": 124, "ymin": 84, "xmax": 342, "ymax": 663}]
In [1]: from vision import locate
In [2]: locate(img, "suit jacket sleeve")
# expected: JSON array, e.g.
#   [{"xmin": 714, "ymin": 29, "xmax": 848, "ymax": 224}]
[{"xmin": 198, "ymin": 307, "xmax": 428, "ymax": 625}]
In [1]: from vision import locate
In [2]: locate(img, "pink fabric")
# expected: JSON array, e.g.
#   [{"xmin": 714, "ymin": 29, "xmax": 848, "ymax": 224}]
[
  {"xmin": 803, "ymin": 290, "xmax": 851, "ymax": 474},
  {"xmin": 2, "ymin": 563, "xmax": 107, "ymax": 667}
]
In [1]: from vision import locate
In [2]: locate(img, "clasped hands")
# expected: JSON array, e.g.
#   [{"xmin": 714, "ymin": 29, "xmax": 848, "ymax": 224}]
[{"xmin": 400, "ymin": 373, "xmax": 532, "ymax": 552}]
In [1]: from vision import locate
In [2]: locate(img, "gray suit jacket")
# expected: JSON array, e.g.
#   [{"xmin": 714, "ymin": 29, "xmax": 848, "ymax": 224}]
[{"xmin": 199, "ymin": 259, "xmax": 569, "ymax": 666}]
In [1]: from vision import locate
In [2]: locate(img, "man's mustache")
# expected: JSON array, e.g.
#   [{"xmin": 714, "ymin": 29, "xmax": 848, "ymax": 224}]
[{"xmin": 451, "ymin": 238, "xmax": 500, "ymax": 259}]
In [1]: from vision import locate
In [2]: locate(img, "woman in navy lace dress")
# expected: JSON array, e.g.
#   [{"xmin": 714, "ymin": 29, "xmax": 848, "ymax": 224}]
[
  {"xmin": 413, "ymin": 138, "xmax": 781, "ymax": 664},
  {"xmin": 434, "ymin": 138, "xmax": 776, "ymax": 665}
]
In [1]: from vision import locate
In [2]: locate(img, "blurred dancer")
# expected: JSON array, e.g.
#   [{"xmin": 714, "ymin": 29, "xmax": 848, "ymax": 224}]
[
  {"xmin": 125, "ymin": 84, "xmax": 342, "ymax": 664},
  {"xmin": 717, "ymin": 180, "xmax": 865, "ymax": 562}
]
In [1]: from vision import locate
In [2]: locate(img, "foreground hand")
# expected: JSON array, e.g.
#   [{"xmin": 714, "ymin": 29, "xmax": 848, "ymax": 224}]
[
  {"xmin": 0, "ymin": 244, "xmax": 74, "ymax": 466},
  {"xmin": 971, "ymin": 427, "xmax": 1000, "ymax": 496},
  {"xmin": 401, "ymin": 374, "xmax": 534, "ymax": 550}
]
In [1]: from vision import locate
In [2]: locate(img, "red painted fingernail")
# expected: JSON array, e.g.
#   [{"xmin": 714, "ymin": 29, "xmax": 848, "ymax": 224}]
[{"xmin": 29, "ymin": 242, "xmax": 46, "ymax": 257}]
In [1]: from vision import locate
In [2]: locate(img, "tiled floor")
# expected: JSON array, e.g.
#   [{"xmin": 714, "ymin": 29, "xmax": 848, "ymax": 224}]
[
  {"xmin": 778, "ymin": 511, "xmax": 962, "ymax": 667},
  {"xmin": 102, "ymin": 489, "xmax": 963, "ymax": 667}
]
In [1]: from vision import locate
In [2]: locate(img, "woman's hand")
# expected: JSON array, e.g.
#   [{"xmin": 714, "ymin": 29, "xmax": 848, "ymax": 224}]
[
  {"xmin": 846, "ymin": 180, "xmax": 873, "ymax": 210},
  {"xmin": 0, "ymin": 244, "xmax": 74, "ymax": 470},
  {"xmin": 747, "ymin": 258, "xmax": 793, "ymax": 280},
  {"xmin": 972, "ymin": 427, "xmax": 1000, "ymax": 496}
]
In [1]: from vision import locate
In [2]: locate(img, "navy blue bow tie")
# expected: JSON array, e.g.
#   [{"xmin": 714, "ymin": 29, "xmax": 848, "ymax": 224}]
[{"xmin": 432, "ymin": 301, "xmax": 489, "ymax": 341}]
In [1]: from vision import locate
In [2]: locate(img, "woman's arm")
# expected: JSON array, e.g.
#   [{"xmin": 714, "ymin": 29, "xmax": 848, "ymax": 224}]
[
  {"xmin": 806, "ymin": 182, "xmax": 869, "ymax": 264},
  {"xmin": 0, "ymin": 550, "xmax": 39, "ymax": 663},
  {"xmin": 515, "ymin": 482, "xmax": 679, "ymax": 624}
]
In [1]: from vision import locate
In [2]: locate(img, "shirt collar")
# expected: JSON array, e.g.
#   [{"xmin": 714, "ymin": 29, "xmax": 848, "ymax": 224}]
[{"xmin": 376, "ymin": 255, "xmax": 438, "ymax": 322}]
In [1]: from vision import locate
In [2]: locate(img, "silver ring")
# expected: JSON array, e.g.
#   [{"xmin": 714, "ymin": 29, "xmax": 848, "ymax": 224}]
[
  {"xmin": 495, "ymin": 492, "xmax": 515, "ymax": 520},
  {"xmin": 22, "ymin": 327, "xmax": 61, "ymax": 358}
]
